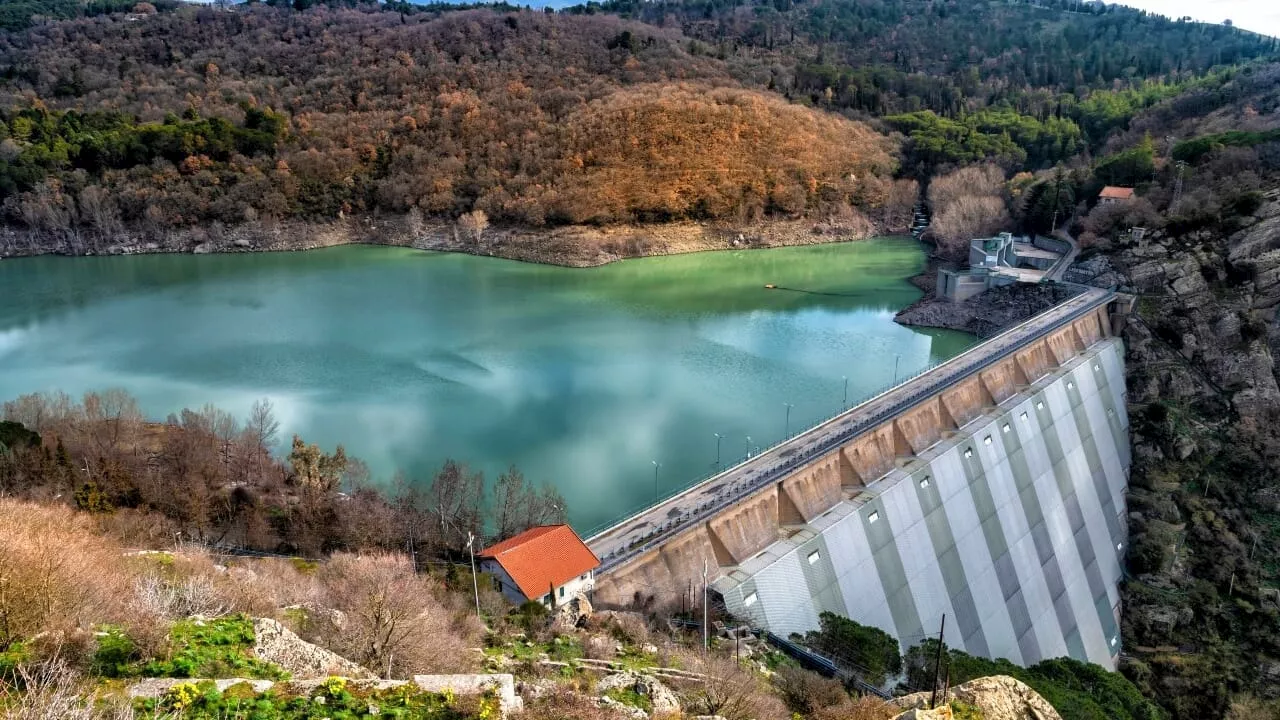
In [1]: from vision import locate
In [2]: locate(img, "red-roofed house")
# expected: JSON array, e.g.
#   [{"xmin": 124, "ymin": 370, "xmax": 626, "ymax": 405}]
[
  {"xmin": 477, "ymin": 525, "xmax": 600, "ymax": 606},
  {"xmin": 1099, "ymin": 186, "xmax": 1135, "ymax": 204}
]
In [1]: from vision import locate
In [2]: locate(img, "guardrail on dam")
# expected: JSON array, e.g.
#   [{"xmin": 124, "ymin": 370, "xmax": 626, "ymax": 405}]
[{"xmin": 588, "ymin": 286, "xmax": 1131, "ymax": 670}]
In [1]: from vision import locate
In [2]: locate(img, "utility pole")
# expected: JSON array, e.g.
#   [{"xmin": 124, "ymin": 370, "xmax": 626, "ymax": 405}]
[
  {"xmin": 467, "ymin": 531, "xmax": 481, "ymax": 618},
  {"xmin": 702, "ymin": 558, "xmax": 709, "ymax": 653},
  {"xmin": 929, "ymin": 614, "xmax": 947, "ymax": 709},
  {"xmin": 1171, "ymin": 160, "xmax": 1188, "ymax": 212}
]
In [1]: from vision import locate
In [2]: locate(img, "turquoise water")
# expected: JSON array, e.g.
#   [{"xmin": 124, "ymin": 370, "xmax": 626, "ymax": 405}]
[{"xmin": 0, "ymin": 239, "xmax": 972, "ymax": 531}]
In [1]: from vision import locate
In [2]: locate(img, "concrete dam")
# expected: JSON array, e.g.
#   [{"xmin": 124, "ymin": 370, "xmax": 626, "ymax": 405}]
[{"xmin": 588, "ymin": 287, "xmax": 1132, "ymax": 670}]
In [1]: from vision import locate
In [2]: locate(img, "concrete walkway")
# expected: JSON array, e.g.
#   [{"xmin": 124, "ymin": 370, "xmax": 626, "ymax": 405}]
[{"xmin": 1046, "ymin": 232, "xmax": 1080, "ymax": 282}]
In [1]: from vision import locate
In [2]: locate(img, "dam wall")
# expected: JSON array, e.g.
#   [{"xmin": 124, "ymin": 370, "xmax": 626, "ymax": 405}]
[
  {"xmin": 715, "ymin": 337, "xmax": 1129, "ymax": 668},
  {"xmin": 588, "ymin": 292, "xmax": 1129, "ymax": 670}
]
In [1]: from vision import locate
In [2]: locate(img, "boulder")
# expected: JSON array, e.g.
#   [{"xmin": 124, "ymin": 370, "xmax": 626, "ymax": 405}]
[
  {"xmin": 597, "ymin": 672, "xmax": 681, "ymax": 716},
  {"xmin": 891, "ymin": 675, "xmax": 1061, "ymax": 720}
]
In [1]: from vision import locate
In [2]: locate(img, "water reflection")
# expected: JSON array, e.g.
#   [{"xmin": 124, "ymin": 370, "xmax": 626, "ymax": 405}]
[{"xmin": 0, "ymin": 240, "xmax": 973, "ymax": 531}]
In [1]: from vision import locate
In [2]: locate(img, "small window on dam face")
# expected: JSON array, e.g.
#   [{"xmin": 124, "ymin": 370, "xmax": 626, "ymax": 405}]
[
  {"xmin": 963, "ymin": 448, "xmax": 973, "ymax": 459},
  {"xmin": 1067, "ymin": 381, "xmax": 1075, "ymax": 389},
  {"xmin": 1094, "ymin": 364, "xmax": 1100, "ymax": 372},
  {"xmin": 1036, "ymin": 401, "xmax": 1044, "ymax": 410},
  {"xmin": 808, "ymin": 550, "xmax": 821, "ymax": 565},
  {"xmin": 744, "ymin": 592, "xmax": 758, "ymax": 607},
  {"xmin": 919, "ymin": 476, "xmax": 931, "ymax": 489},
  {"xmin": 1002, "ymin": 424, "xmax": 1011, "ymax": 433},
  {"xmin": 868, "ymin": 511, "xmax": 880, "ymax": 524},
  {"xmin": 1020, "ymin": 412, "xmax": 1028, "ymax": 422},
  {"xmin": 983, "ymin": 435, "xmax": 992, "ymax": 445}
]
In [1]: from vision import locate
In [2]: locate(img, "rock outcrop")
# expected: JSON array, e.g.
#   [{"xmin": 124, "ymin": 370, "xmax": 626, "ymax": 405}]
[
  {"xmin": 891, "ymin": 675, "xmax": 1061, "ymax": 720},
  {"xmin": 596, "ymin": 671, "xmax": 681, "ymax": 716},
  {"xmin": 252, "ymin": 617, "xmax": 374, "ymax": 680},
  {"xmin": 895, "ymin": 282, "xmax": 1082, "ymax": 337},
  {"xmin": 127, "ymin": 674, "xmax": 524, "ymax": 717}
]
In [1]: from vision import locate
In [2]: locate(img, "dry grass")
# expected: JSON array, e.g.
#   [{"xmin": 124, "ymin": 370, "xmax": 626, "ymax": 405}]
[
  {"xmin": 675, "ymin": 655, "xmax": 790, "ymax": 720},
  {"xmin": 0, "ymin": 656, "xmax": 159, "ymax": 720}
]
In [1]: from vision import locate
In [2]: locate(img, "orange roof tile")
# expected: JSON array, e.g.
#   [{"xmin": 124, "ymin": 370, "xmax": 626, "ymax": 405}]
[
  {"xmin": 1100, "ymin": 186, "xmax": 1135, "ymax": 200},
  {"xmin": 478, "ymin": 525, "xmax": 599, "ymax": 600}
]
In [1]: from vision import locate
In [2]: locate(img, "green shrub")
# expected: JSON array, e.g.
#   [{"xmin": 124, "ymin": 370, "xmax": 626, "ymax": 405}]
[
  {"xmin": 797, "ymin": 612, "xmax": 902, "ymax": 686},
  {"xmin": 118, "ymin": 615, "xmax": 288, "ymax": 681},
  {"xmin": 0, "ymin": 642, "xmax": 30, "ymax": 684},
  {"xmin": 133, "ymin": 678, "xmax": 482, "ymax": 719},
  {"xmin": 604, "ymin": 686, "xmax": 652, "ymax": 713},
  {"xmin": 92, "ymin": 626, "xmax": 140, "ymax": 678}
]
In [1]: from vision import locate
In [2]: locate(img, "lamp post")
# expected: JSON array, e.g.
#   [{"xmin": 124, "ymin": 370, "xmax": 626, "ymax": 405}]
[
  {"xmin": 842, "ymin": 376, "xmax": 848, "ymax": 409},
  {"xmin": 652, "ymin": 460, "xmax": 661, "ymax": 501},
  {"xmin": 714, "ymin": 433, "xmax": 723, "ymax": 467},
  {"xmin": 744, "ymin": 436, "xmax": 752, "ymax": 460},
  {"xmin": 783, "ymin": 402, "xmax": 794, "ymax": 438},
  {"xmin": 893, "ymin": 354, "xmax": 901, "ymax": 384}
]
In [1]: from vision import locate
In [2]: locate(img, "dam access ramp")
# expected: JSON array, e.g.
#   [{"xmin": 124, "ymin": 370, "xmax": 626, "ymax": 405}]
[{"xmin": 587, "ymin": 285, "xmax": 1131, "ymax": 670}]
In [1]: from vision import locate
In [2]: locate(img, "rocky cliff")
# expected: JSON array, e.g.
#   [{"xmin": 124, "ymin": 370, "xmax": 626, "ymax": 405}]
[{"xmin": 1092, "ymin": 191, "xmax": 1280, "ymax": 716}]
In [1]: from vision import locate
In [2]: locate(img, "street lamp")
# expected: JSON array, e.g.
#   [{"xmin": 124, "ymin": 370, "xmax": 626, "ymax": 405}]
[
  {"xmin": 714, "ymin": 433, "xmax": 723, "ymax": 467},
  {"xmin": 783, "ymin": 402, "xmax": 794, "ymax": 438},
  {"xmin": 652, "ymin": 460, "xmax": 661, "ymax": 501},
  {"xmin": 842, "ymin": 376, "xmax": 849, "ymax": 408},
  {"xmin": 744, "ymin": 436, "xmax": 752, "ymax": 460},
  {"xmin": 893, "ymin": 354, "xmax": 901, "ymax": 384}
]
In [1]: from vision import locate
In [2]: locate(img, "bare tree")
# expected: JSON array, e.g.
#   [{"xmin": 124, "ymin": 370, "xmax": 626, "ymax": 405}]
[
  {"xmin": 457, "ymin": 209, "xmax": 489, "ymax": 245},
  {"xmin": 493, "ymin": 466, "xmax": 566, "ymax": 541},
  {"xmin": 313, "ymin": 553, "xmax": 478, "ymax": 677},
  {"xmin": 427, "ymin": 460, "xmax": 484, "ymax": 552}
]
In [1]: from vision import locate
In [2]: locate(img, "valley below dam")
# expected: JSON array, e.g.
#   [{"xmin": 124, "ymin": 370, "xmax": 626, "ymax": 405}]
[{"xmin": 0, "ymin": 237, "xmax": 972, "ymax": 532}]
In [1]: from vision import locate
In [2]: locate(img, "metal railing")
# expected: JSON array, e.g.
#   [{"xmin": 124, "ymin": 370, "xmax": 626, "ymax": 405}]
[{"xmin": 588, "ymin": 284, "xmax": 1113, "ymax": 572}]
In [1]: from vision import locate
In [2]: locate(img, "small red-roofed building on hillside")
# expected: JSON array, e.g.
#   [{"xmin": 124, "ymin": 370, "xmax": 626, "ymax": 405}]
[
  {"xmin": 477, "ymin": 525, "xmax": 600, "ymax": 606},
  {"xmin": 1099, "ymin": 186, "xmax": 1135, "ymax": 205}
]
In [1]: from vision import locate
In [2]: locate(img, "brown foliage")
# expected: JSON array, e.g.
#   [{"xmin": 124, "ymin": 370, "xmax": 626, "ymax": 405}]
[
  {"xmin": 0, "ymin": 8, "xmax": 894, "ymax": 242},
  {"xmin": 308, "ymin": 552, "xmax": 481, "ymax": 677},
  {"xmin": 0, "ymin": 500, "xmax": 153, "ymax": 649},
  {"xmin": 927, "ymin": 164, "xmax": 1011, "ymax": 258},
  {"xmin": 0, "ymin": 389, "xmax": 487, "ymax": 559},
  {"xmin": 810, "ymin": 695, "xmax": 896, "ymax": 720},
  {"xmin": 520, "ymin": 686, "xmax": 633, "ymax": 720},
  {"xmin": 678, "ymin": 656, "xmax": 790, "ymax": 720},
  {"xmin": 1079, "ymin": 197, "xmax": 1163, "ymax": 247},
  {"xmin": 772, "ymin": 665, "xmax": 849, "ymax": 716},
  {"xmin": 550, "ymin": 84, "xmax": 895, "ymax": 224}
]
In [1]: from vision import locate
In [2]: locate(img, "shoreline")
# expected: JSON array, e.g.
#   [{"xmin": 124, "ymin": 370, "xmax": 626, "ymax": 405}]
[{"xmin": 0, "ymin": 215, "xmax": 905, "ymax": 269}]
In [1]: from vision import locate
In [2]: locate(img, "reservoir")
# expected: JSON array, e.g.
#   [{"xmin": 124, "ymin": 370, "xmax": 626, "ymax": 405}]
[{"xmin": 0, "ymin": 238, "xmax": 972, "ymax": 532}]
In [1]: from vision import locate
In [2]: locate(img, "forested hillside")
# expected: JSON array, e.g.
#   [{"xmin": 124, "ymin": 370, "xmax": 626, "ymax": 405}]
[
  {"xmin": 0, "ymin": 6, "xmax": 899, "ymax": 246},
  {"xmin": 2, "ymin": 0, "xmax": 1278, "ymax": 249}
]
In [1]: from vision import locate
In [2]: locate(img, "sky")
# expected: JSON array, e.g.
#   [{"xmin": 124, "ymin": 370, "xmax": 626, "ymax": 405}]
[{"xmin": 1113, "ymin": 1, "xmax": 1280, "ymax": 38}]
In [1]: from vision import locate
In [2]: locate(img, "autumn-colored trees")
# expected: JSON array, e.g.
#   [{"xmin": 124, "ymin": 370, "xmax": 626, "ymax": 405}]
[
  {"xmin": 925, "ymin": 164, "xmax": 1011, "ymax": 259},
  {"xmin": 0, "ymin": 8, "xmax": 894, "ymax": 242},
  {"xmin": 0, "ymin": 389, "xmax": 555, "ymax": 560}
]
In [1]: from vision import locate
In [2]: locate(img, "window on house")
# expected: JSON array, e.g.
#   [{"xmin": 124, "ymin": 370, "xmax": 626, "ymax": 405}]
[
  {"xmin": 542, "ymin": 594, "xmax": 552, "ymax": 605},
  {"xmin": 558, "ymin": 586, "xmax": 565, "ymax": 598}
]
